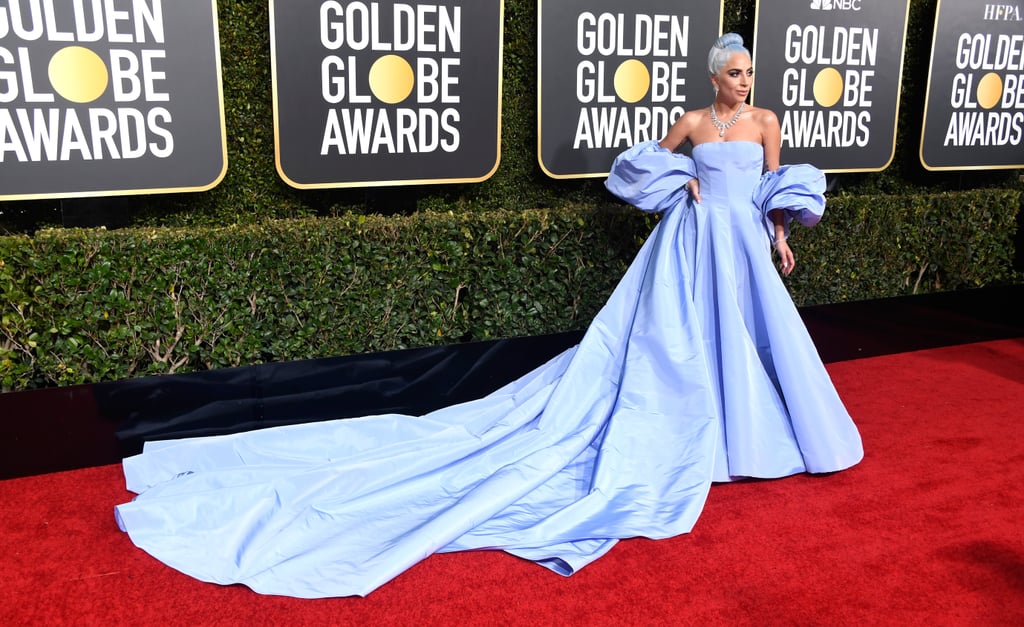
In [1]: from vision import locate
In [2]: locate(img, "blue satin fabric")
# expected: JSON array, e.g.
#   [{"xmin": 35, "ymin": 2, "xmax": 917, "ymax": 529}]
[{"xmin": 115, "ymin": 140, "xmax": 862, "ymax": 598}]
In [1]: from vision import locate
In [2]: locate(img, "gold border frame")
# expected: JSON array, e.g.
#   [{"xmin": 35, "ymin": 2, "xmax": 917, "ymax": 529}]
[
  {"xmin": 751, "ymin": 0, "xmax": 911, "ymax": 174},
  {"xmin": 918, "ymin": 0, "xmax": 1023, "ymax": 172},
  {"xmin": 536, "ymin": 0, "xmax": 725, "ymax": 180},
  {"xmin": 270, "ymin": 0, "xmax": 504, "ymax": 189},
  {"xmin": 0, "ymin": 0, "xmax": 229, "ymax": 202}
]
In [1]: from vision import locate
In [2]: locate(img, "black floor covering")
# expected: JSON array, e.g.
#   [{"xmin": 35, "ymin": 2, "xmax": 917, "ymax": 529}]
[{"xmin": 2, "ymin": 285, "xmax": 1021, "ymax": 480}]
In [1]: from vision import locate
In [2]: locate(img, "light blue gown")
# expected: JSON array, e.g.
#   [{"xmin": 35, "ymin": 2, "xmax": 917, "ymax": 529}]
[{"xmin": 115, "ymin": 140, "xmax": 863, "ymax": 598}]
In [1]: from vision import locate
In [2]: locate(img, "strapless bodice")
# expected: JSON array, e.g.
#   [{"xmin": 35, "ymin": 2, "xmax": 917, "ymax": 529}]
[{"xmin": 692, "ymin": 141, "xmax": 765, "ymax": 206}]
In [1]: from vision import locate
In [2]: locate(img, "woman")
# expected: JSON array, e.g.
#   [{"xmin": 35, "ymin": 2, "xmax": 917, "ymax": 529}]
[
  {"xmin": 660, "ymin": 31, "xmax": 795, "ymax": 274},
  {"xmin": 603, "ymin": 32, "xmax": 864, "ymax": 483},
  {"xmin": 115, "ymin": 34, "xmax": 862, "ymax": 598}
]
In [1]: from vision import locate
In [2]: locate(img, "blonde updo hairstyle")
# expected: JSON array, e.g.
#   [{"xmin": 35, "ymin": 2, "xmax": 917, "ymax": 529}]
[{"xmin": 707, "ymin": 33, "xmax": 750, "ymax": 76}]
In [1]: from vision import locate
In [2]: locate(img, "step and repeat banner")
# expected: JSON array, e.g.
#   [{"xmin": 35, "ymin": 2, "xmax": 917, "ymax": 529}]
[
  {"xmin": 3, "ymin": 1, "xmax": 1020, "ymax": 202},
  {"xmin": 920, "ymin": 1, "xmax": 1024, "ymax": 171},
  {"xmin": 270, "ymin": 0, "xmax": 503, "ymax": 188},
  {"xmin": 751, "ymin": 0, "xmax": 910, "ymax": 172},
  {"xmin": 0, "ymin": 0, "xmax": 227, "ymax": 201},
  {"xmin": 537, "ymin": 0, "xmax": 723, "ymax": 179}
]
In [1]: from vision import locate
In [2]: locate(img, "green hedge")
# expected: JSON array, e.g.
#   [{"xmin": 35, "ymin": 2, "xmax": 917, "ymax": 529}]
[
  {"xmin": 2, "ymin": 189, "xmax": 1019, "ymax": 392},
  {"xmin": 788, "ymin": 189, "xmax": 1021, "ymax": 304},
  {"xmin": 1, "ymin": 0, "xmax": 1019, "ymax": 230},
  {"xmin": 0, "ymin": 0, "xmax": 1021, "ymax": 391},
  {"xmin": 0, "ymin": 207, "xmax": 651, "ymax": 390}
]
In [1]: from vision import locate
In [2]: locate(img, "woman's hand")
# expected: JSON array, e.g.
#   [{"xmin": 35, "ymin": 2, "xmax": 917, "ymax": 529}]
[
  {"xmin": 686, "ymin": 178, "xmax": 702, "ymax": 203},
  {"xmin": 775, "ymin": 238, "xmax": 795, "ymax": 276}
]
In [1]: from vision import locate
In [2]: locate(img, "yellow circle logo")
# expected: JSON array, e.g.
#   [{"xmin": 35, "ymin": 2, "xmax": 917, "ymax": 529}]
[
  {"xmin": 48, "ymin": 46, "xmax": 109, "ymax": 103},
  {"xmin": 976, "ymin": 73, "xmax": 1002, "ymax": 110},
  {"xmin": 813, "ymin": 68, "xmax": 843, "ymax": 108},
  {"xmin": 369, "ymin": 55, "xmax": 415, "ymax": 104},
  {"xmin": 614, "ymin": 59, "xmax": 650, "ymax": 104}
]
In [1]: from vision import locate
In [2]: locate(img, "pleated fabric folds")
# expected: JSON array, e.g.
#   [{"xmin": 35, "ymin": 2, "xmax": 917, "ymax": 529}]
[{"xmin": 115, "ymin": 140, "xmax": 862, "ymax": 598}]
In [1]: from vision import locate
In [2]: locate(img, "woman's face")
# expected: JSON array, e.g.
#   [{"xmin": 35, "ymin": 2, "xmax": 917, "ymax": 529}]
[{"xmin": 712, "ymin": 52, "xmax": 753, "ymax": 104}]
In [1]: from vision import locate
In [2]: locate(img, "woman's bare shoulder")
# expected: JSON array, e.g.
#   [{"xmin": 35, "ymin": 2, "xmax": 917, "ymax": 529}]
[
  {"xmin": 748, "ymin": 105, "xmax": 780, "ymax": 127},
  {"xmin": 673, "ymin": 108, "xmax": 707, "ymax": 133},
  {"xmin": 684, "ymin": 107, "xmax": 710, "ymax": 123},
  {"xmin": 661, "ymin": 107, "xmax": 707, "ymax": 149}
]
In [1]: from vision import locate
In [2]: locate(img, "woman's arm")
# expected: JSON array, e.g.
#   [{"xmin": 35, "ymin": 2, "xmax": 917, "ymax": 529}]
[
  {"xmin": 760, "ymin": 108, "xmax": 793, "ymax": 274},
  {"xmin": 757, "ymin": 107, "xmax": 782, "ymax": 172},
  {"xmin": 659, "ymin": 111, "xmax": 703, "ymax": 202},
  {"xmin": 770, "ymin": 210, "xmax": 795, "ymax": 275},
  {"xmin": 659, "ymin": 110, "xmax": 698, "ymax": 151}
]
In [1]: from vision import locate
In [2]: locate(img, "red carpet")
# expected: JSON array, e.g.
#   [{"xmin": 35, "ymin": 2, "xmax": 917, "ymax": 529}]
[{"xmin": 2, "ymin": 338, "xmax": 1022, "ymax": 625}]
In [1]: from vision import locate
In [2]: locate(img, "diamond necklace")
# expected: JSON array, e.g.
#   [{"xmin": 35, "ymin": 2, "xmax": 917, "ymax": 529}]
[{"xmin": 709, "ymin": 102, "xmax": 745, "ymax": 137}]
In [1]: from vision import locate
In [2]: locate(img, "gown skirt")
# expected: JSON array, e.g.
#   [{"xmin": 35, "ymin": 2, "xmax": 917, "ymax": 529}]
[{"xmin": 114, "ymin": 140, "xmax": 864, "ymax": 598}]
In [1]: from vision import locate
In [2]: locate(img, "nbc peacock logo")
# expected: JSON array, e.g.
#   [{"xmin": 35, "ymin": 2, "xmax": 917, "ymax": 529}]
[{"xmin": 810, "ymin": 0, "xmax": 862, "ymax": 10}]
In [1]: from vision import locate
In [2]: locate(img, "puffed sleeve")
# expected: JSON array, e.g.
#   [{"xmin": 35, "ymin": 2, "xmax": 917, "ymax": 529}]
[
  {"xmin": 753, "ymin": 164, "xmax": 826, "ymax": 242},
  {"xmin": 604, "ymin": 140, "xmax": 697, "ymax": 214}
]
